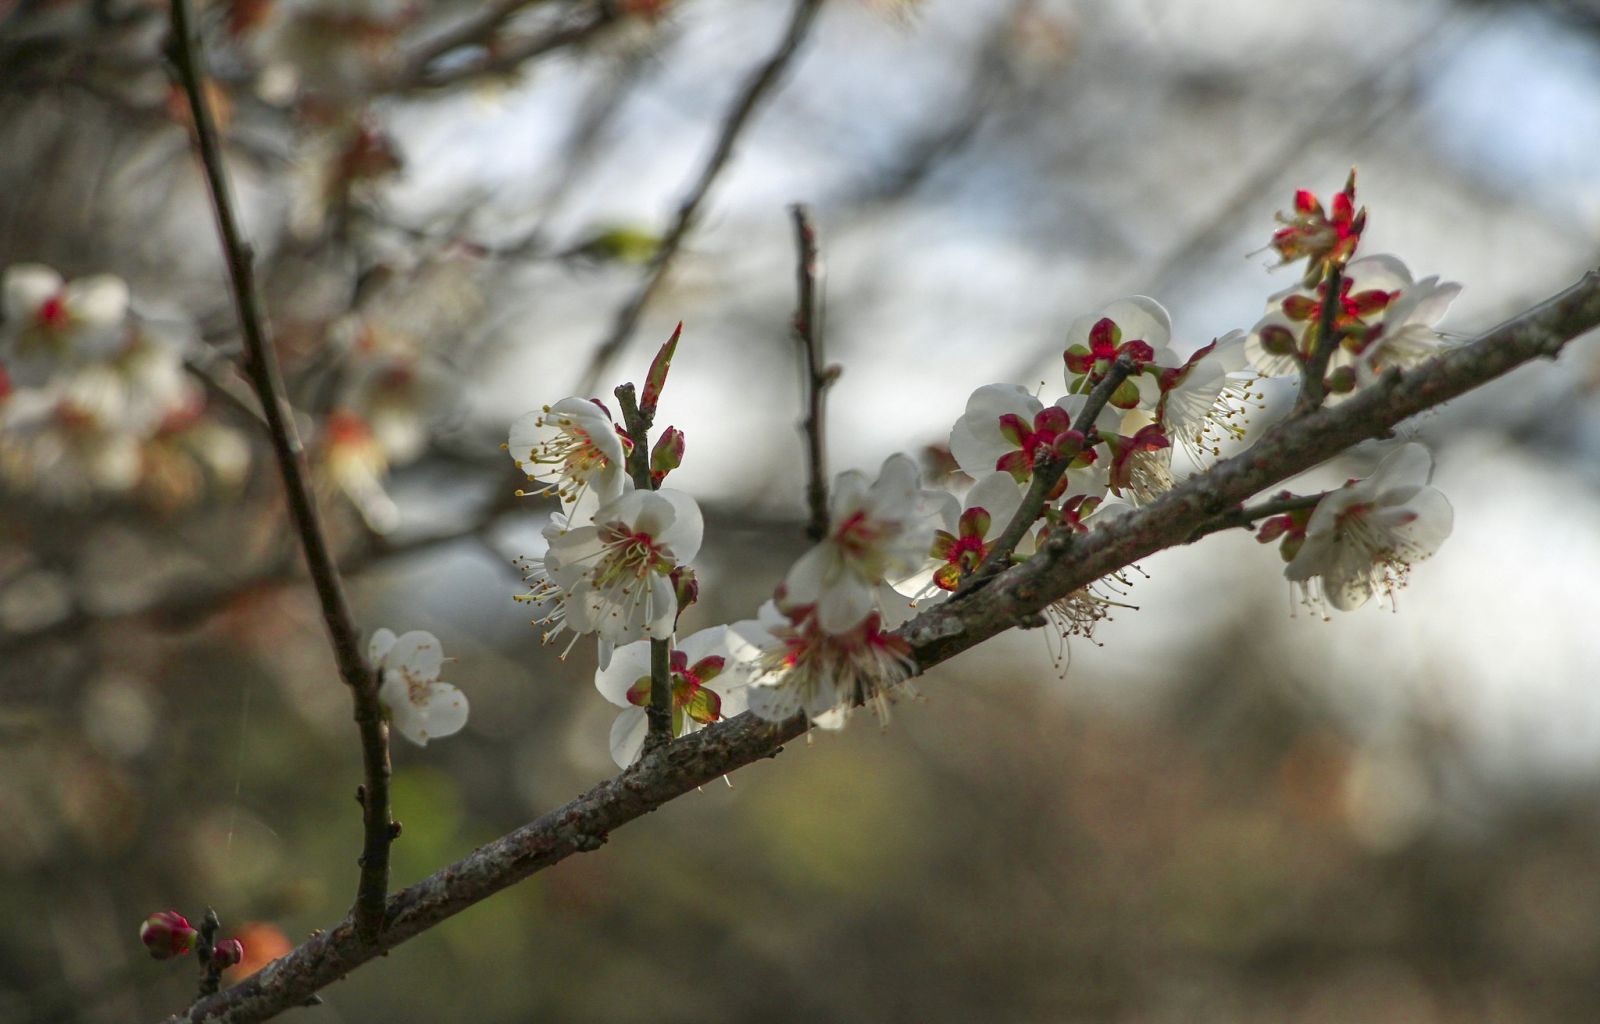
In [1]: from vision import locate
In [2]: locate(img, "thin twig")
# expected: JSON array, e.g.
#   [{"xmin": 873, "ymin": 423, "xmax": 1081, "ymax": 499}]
[
  {"xmin": 194, "ymin": 909, "xmax": 224, "ymax": 1000},
  {"xmin": 789, "ymin": 204, "xmax": 832, "ymax": 541},
  {"xmin": 613, "ymin": 383, "xmax": 672, "ymax": 745},
  {"xmin": 577, "ymin": 0, "xmax": 826, "ymax": 394},
  {"xmin": 1183, "ymin": 491, "xmax": 1326, "ymax": 545},
  {"xmin": 161, "ymin": 269, "xmax": 1600, "ymax": 1024},
  {"xmin": 184, "ymin": 353, "xmax": 266, "ymax": 427},
  {"xmin": 1296, "ymin": 262, "xmax": 1344, "ymax": 413},
  {"xmin": 394, "ymin": 1, "xmax": 622, "ymax": 92},
  {"xmin": 165, "ymin": 0, "xmax": 395, "ymax": 944},
  {"xmin": 957, "ymin": 356, "xmax": 1135, "ymax": 595}
]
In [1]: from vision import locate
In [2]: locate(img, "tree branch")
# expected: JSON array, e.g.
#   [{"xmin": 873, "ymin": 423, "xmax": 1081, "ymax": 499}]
[
  {"xmin": 165, "ymin": 0, "xmax": 395, "ymax": 944},
  {"xmin": 162, "ymin": 268, "xmax": 1600, "ymax": 1023},
  {"xmin": 789, "ymin": 203, "xmax": 832, "ymax": 541},
  {"xmin": 395, "ymin": 2, "xmax": 624, "ymax": 93},
  {"xmin": 577, "ymin": 0, "xmax": 826, "ymax": 394}
]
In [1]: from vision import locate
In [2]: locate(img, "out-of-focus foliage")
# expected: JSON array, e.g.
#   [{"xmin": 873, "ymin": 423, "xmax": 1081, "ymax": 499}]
[{"xmin": 3, "ymin": 0, "xmax": 1600, "ymax": 1021}]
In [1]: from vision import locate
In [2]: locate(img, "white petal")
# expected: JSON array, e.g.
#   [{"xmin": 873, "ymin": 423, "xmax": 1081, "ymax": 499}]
[
  {"xmin": 3, "ymin": 263, "xmax": 62, "ymax": 321},
  {"xmin": 1347, "ymin": 254, "xmax": 1414, "ymax": 294},
  {"xmin": 415, "ymin": 684, "xmax": 469, "ymax": 742},
  {"xmin": 652, "ymin": 488, "xmax": 704, "ymax": 563},
  {"xmin": 747, "ymin": 681, "xmax": 803, "ymax": 724},
  {"xmin": 594, "ymin": 639, "xmax": 654, "ymax": 707},
  {"xmin": 368, "ymin": 627, "xmax": 398, "ymax": 664},
  {"xmin": 1099, "ymin": 295, "xmax": 1172, "ymax": 348},
  {"xmin": 784, "ymin": 542, "xmax": 840, "ymax": 607},
  {"xmin": 609, "ymin": 707, "xmax": 649, "ymax": 768},
  {"xmin": 676, "ymin": 623, "xmax": 730, "ymax": 663},
  {"xmin": 641, "ymin": 573, "xmax": 678, "ymax": 639},
  {"xmin": 815, "ymin": 579, "xmax": 876, "ymax": 635},
  {"xmin": 966, "ymin": 471, "xmax": 1025, "ymax": 537},
  {"xmin": 63, "ymin": 274, "xmax": 130, "ymax": 328},
  {"xmin": 1368, "ymin": 443, "xmax": 1433, "ymax": 492},
  {"xmin": 506, "ymin": 410, "xmax": 543, "ymax": 470},
  {"xmin": 387, "ymin": 630, "xmax": 444, "ymax": 680}
]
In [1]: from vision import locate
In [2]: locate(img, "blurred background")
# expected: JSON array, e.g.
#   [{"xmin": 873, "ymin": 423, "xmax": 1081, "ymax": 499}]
[{"xmin": 3, "ymin": 0, "xmax": 1600, "ymax": 1020}]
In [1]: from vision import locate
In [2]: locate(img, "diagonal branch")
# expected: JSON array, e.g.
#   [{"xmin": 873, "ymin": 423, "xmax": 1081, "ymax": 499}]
[
  {"xmin": 162, "ymin": 270, "xmax": 1600, "ymax": 1024},
  {"xmin": 165, "ymin": 0, "xmax": 395, "ymax": 944},
  {"xmin": 577, "ymin": 0, "xmax": 826, "ymax": 394},
  {"xmin": 395, "ymin": 2, "xmax": 624, "ymax": 92}
]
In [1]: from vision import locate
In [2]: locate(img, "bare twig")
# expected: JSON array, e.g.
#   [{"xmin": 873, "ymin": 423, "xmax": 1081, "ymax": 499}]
[
  {"xmin": 1183, "ymin": 491, "xmax": 1326, "ymax": 545},
  {"xmin": 162, "ymin": 269, "xmax": 1600, "ymax": 1024},
  {"xmin": 577, "ymin": 0, "xmax": 826, "ymax": 394},
  {"xmin": 394, "ymin": 1, "xmax": 623, "ymax": 92},
  {"xmin": 789, "ymin": 204, "xmax": 833, "ymax": 541},
  {"xmin": 165, "ymin": 0, "xmax": 395, "ymax": 944},
  {"xmin": 612, "ymin": 383, "xmax": 672, "ymax": 744}
]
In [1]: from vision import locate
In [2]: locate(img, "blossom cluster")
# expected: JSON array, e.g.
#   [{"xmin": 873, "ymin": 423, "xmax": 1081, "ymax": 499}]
[
  {"xmin": 0, "ymin": 264, "xmax": 246, "ymax": 506},
  {"xmin": 396, "ymin": 173, "xmax": 1463, "ymax": 765}
]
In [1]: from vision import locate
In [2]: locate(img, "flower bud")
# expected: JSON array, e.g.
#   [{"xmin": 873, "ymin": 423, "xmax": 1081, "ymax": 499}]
[
  {"xmin": 1325, "ymin": 366, "xmax": 1357, "ymax": 393},
  {"xmin": 1258, "ymin": 324, "xmax": 1298, "ymax": 356},
  {"xmin": 640, "ymin": 322, "xmax": 682, "ymax": 417},
  {"xmin": 1049, "ymin": 429, "xmax": 1085, "ymax": 461},
  {"xmin": 670, "ymin": 565, "xmax": 699, "ymax": 612},
  {"xmin": 210, "ymin": 938, "xmax": 245, "ymax": 970},
  {"xmin": 650, "ymin": 426, "xmax": 685, "ymax": 484},
  {"xmin": 139, "ymin": 911, "xmax": 197, "ymax": 960}
]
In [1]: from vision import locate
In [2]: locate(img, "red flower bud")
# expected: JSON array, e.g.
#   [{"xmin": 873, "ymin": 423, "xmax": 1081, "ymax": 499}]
[
  {"xmin": 139, "ymin": 911, "xmax": 197, "ymax": 961},
  {"xmin": 210, "ymin": 938, "xmax": 245, "ymax": 970}
]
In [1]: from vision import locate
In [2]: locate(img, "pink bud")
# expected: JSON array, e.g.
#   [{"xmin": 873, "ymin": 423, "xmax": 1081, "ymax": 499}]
[
  {"xmin": 210, "ymin": 938, "xmax": 245, "ymax": 970},
  {"xmin": 140, "ymin": 911, "xmax": 198, "ymax": 960},
  {"xmin": 640, "ymin": 322, "xmax": 683, "ymax": 418}
]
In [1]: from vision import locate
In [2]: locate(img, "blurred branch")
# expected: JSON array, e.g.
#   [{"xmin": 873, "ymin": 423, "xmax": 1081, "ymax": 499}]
[
  {"xmin": 789, "ymin": 204, "xmax": 832, "ymax": 541},
  {"xmin": 859, "ymin": 0, "xmax": 1025, "ymax": 203},
  {"xmin": 1001, "ymin": 5, "xmax": 1469, "ymax": 384},
  {"xmin": 162, "ymin": 267, "xmax": 1600, "ymax": 1024},
  {"xmin": 395, "ymin": 0, "xmax": 625, "ymax": 92},
  {"xmin": 165, "ymin": 0, "xmax": 394, "ymax": 944},
  {"xmin": 577, "ymin": 0, "xmax": 826, "ymax": 394}
]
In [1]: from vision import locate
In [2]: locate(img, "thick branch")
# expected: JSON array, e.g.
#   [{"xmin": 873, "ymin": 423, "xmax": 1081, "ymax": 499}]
[
  {"xmin": 165, "ymin": 0, "xmax": 394, "ymax": 943},
  {"xmin": 789, "ymin": 204, "xmax": 832, "ymax": 541},
  {"xmin": 577, "ymin": 0, "xmax": 825, "ymax": 394},
  {"xmin": 161, "ymin": 269, "xmax": 1600, "ymax": 1023}
]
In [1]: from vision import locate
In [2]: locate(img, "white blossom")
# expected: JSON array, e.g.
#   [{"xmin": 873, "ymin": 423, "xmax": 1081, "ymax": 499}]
[
  {"xmin": 370, "ymin": 628, "xmax": 468, "ymax": 747},
  {"xmin": 594, "ymin": 625, "xmax": 748, "ymax": 768},
  {"xmin": 507, "ymin": 397, "xmax": 630, "ymax": 523},
  {"xmin": 1285, "ymin": 443, "xmax": 1454, "ymax": 612},
  {"xmin": 535, "ymin": 488, "xmax": 703, "ymax": 666},
  {"xmin": 783, "ymin": 454, "xmax": 952, "ymax": 635}
]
